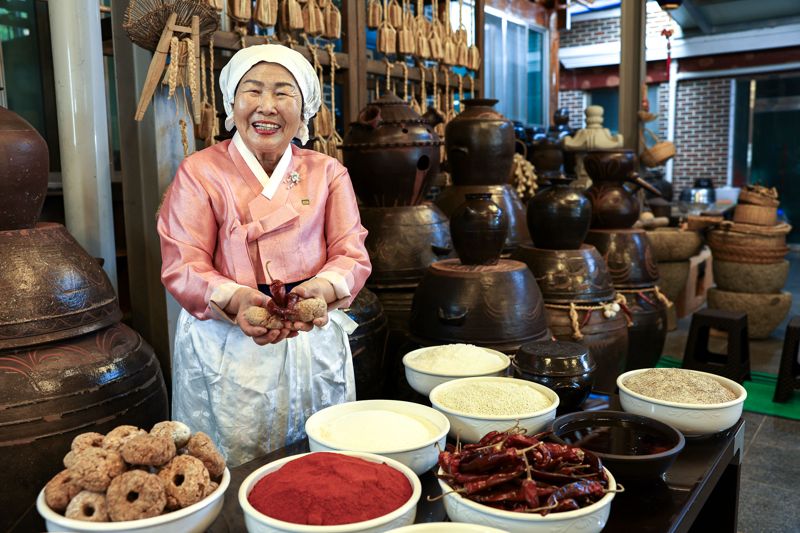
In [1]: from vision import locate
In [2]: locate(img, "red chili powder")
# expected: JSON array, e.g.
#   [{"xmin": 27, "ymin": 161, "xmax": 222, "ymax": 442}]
[{"xmin": 248, "ymin": 452, "xmax": 413, "ymax": 525}]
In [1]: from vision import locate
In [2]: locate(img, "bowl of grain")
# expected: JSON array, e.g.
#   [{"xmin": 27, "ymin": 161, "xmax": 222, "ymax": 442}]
[
  {"xmin": 428, "ymin": 377, "xmax": 559, "ymax": 443},
  {"xmin": 403, "ymin": 344, "xmax": 511, "ymax": 396},
  {"xmin": 617, "ymin": 368, "xmax": 747, "ymax": 437},
  {"xmin": 305, "ymin": 400, "xmax": 449, "ymax": 475}
]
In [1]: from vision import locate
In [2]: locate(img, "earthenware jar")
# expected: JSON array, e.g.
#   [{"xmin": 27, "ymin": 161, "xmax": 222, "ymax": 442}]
[
  {"xmin": 445, "ymin": 99, "xmax": 515, "ymax": 186},
  {"xmin": 513, "ymin": 340, "xmax": 596, "ymax": 414},
  {"xmin": 585, "ymin": 228, "xmax": 660, "ymax": 288},
  {"xmin": 345, "ymin": 288, "xmax": 389, "ymax": 400},
  {"xmin": 526, "ymin": 177, "xmax": 591, "ymax": 249},
  {"xmin": 584, "ymin": 150, "xmax": 662, "ymax": 229},
  {"xmin": 409, "ymin": 259, "xmax": 550, "ymax": 353},
  {"xmin": 342, "ymin": 92, "xmax": 442, "ymax": 207},
  {"xmin": 0, "ymin": 107, "xmax": 48, "ymax": 230},
  {"xmin": 450, "ymin": 193, "xmax": 508, "ymax": 265},
  {"xmin": 621, "ymin": 287, "xmax": 668, "ymax": 371}
]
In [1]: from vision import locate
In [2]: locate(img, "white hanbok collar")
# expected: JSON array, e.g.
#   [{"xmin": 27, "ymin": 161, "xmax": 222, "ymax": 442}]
[{"xmin": 232, "ymin": 131, "xmax": 293, "ymax": 200}]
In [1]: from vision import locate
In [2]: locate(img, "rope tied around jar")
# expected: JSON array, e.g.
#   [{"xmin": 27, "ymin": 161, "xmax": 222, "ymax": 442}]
[
  {"xmin": 615, "ymin": 286, "xmax": 672, "ymax": 309},
  {"xmin": 544, "ymin": 293, "xmax": 632, "ymax": 341}
]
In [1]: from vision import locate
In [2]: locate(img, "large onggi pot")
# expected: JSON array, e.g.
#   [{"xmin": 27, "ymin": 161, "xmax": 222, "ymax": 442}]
[
  {"xmin": 620, "ymin": 286, "xmax": 668, "ymax": 371},
  {"xmin": 342, "ymin": 92, "xmax": 442, "ymax": 207},
  {"xmin": 0, "ymin": 223, "xmax": 122, "ymax": 350},
  {"xmin": 512, "ymin": 244, "xmax": 615, "ymax": 305},
  {"xmin": 409, "ymin": 259, "xmax": 550, "ymax": 353},
  {"xmin": 526, "ymin": 177, "xmax": 591, "ymax": 250},
  {"xmin": 435, "ymin": 184, "xmax": 531, "ymax": 252},
  {"xmin": 0, "ymin": 106, "xmax": 48, "ymax": 230},
  {"xmin": 445, "ymin": 99, "xmax": 515, "ymax": 186},
  {"xmin": 345, "ymin": 287, "xmax": 389, "ymax": 400},
  {"xmin": 360, "ymin": 204, "xmax": 452, "ymax": 286},
  {"xmin": 0, "ymin": 323, "xmax": 169, "ymax": 532},
  {"xmin": 585, "ymin": 228, "xmax": 660, "ymax": 289}
]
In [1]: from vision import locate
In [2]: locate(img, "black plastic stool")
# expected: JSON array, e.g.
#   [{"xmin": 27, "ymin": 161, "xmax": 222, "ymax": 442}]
[
  {"xmin": 681, "ymin": 308, "xmax": 751, "ymax": 383},
  {"xmin": 774, "ymin": 316, "xmax": 800, "ymax": 403}
]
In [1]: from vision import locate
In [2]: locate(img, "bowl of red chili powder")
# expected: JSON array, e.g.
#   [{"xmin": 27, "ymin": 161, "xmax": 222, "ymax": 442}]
[{"xmin": 239, "ymin": 451, "xmax": 422, "ymax": 533}]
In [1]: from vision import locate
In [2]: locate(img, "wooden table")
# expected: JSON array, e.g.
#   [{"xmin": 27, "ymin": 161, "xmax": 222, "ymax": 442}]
[{"xmin": 209, "ymin": 419, "xmax": 745, "ymax": 532}]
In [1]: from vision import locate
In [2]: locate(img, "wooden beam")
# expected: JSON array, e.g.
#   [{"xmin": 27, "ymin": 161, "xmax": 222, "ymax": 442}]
[
  {"xmin": 365, "ymin": 59, "xmax": 466, "ymax": 87},
  {"xmin": 211, "ymin": 31, "xmax": 350, "ymax": 69}
]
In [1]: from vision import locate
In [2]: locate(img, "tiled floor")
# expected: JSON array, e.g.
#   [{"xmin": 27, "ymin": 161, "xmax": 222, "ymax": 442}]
[{"xmin": 661, "ymin": 250, "xmax": 800, "ymax": 533}]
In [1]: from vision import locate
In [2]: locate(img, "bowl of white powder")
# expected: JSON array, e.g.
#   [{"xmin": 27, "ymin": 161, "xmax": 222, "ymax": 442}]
[
  {"xmin": 617, "ymin": 368, "xmax": 746, "ymax": 437},
  {"xmin": 428, "ymin": 377, "xmax": 559, "ymax": 443},
  {"xmin": 402, "ymin": 344, "xmax": 511, "ymax": 396},
  {"xmin": 305, "ymin": 400, "xmax": 450, "ymax": 475}
]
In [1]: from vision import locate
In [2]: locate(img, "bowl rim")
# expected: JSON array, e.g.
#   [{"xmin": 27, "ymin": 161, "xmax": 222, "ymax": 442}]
[
  {"xmin": 437, "ymin": 466, "xmax": 616, "ymax": 521},
  {"xmin": 617, "ymin": 368, "xmax": 747, "ymax": 410},
  {"xmin": 36, "ymin": 467, "xmax": 231, "ymax": 531},
  {"xmin": 551, "ymin": 409, "xmax": 686, "ymax": 462},
  {"xmin": 238, "ymin": 450, "xmax": 422, "ymax": 532},
  {"xmin": 429, "ymin": 376, "xmax": 560, "ymax": 420},
  {"xmin": 304, "ymin": 399, "xmax": 450, "ymax": 454},
  {"xmin": 402, "ymin": 345, "xmax": 511, "ymax": 378}
]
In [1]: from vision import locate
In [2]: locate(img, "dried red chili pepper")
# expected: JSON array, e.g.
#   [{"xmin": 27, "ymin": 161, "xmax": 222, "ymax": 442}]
[
  {"xmin": 506, "ymin": 433, "xmax": 541, "ymax": 449},
  {"xmin": 264, "ymin": 261, "xmax": 302, "ymax": 320},
  {"xmin": 462, "ymin": 468, "xmax": 524, "ymax": 495},
  {"xmin": 471, "ymin": 485, "xmax": 527, "ymax": 503},
  {"xmin": 545, "ymin": 480, "xmax": 606, "ymax": 511},
  {"xmin": 459, "ymin": 447, "xmax": 520, "ymax": 473}
]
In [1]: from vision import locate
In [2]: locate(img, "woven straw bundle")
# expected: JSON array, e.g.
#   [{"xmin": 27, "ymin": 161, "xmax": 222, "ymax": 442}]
[{"xmin": 123, "ymin": 0, "xmax": 218, "ymax": 52}]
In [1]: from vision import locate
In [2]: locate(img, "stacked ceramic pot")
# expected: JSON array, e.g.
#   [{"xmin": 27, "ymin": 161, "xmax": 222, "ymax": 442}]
[
  {"xmin": 434, "ymin": 99, "xmax": 531, "ymax": 253},
  {"xmin": 341, "ymin": 93, "xmax": 450, "ymax": 334},
  {"xmin": 513, "ymin": 176, "xmax": 628, "ymax": 394},
  {"xmin": 582, "ymin": 150, "xmax": 670, "ymax": 372},
  {"xmin": 707, "ymin": 186, "xmax": 792, "ymax": 338},
  {"xmin": 410, "ymin": 194, "xmax": 549, "ymax": 354},
  {"xmin": 0, "ymin": 107, "xmax": 169, "ymax": 531}
]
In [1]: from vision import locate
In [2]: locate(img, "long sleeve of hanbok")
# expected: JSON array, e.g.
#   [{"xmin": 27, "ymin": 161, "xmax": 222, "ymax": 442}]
[
  {"xmin": 318, "ymin": 164, "xmax": 371, "ymax": 306},
  {"xmin": 157, "ymin": 160, "xmax": 233, "ymax": 320}
]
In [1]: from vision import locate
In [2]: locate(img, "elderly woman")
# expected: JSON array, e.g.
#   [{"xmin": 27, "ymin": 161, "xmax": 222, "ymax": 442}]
[{"xmin": 157, "ymin": 44, "xmax": 371, "ymax": 466}]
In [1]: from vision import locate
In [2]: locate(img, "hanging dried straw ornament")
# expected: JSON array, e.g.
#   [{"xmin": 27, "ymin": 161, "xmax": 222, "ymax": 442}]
[
  {"xmin": 309, "ymin": 44, "xmax": 333, "ymax": 141},
  {"xmin": 325, "ymin": 43, "xmax": 344, "ymax": 162},
  {"xmin": 441, "ymin": 3, "xmax": 456, "ymax": 66},
  {"xmin": 454, "ymin": 0, "xmax": 468, "ymax": 68},
  {"xmin": 388, "ymin": 0, "xmax": 403, "ymax": 29},
  {"xmin": 377, "ymin": 0, "xmax": 397, "ymax": 55},
  {"xmin": 400, "ymin": 61, "xmax": 410, "ymax": 101},
  {"xmin": 228, "ymin": 0, "xmax": 251, "ymax": 32},
  {"xmin": 123, "ymin": 0, "xmax": 218, "ymax": 53},
  {"xmin": 429, "ymin": 0, "xmax": 444, "ymax": 62},
  {"xmin": 397, "ymin": 0, "xmax": 415, "ymax": 56},
  {"xmin": 165, "ymin": 36, "xmax": 181, "ymax": 98},
  {"xmin": 254, "ymin": 0, "xmax": 279, "ymax": 27},
  {"xmin": 367, "ymin": 0, "xmax": 382, "ymax": 30},
  {"xmin": 282, "ymin": 0, "xmax": 304, "ymax": 31},
  {"xmin": 322, "ymin": 0, "xmax": 341, "ymax": 39},
  {"xmin": 418, "ymin": 61, "xmax": 428, "ymax": 112},
  {"xmin": 207, "ymin": 37, "xmax": 220, "ymax": 144},
  {"xmin": 302, "ymin": 0, "xmax": 325, "ymax": 36}
]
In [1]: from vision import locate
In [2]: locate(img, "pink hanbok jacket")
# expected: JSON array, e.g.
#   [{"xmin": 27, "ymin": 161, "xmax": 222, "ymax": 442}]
[{"xmin": 157, "ymin": 140, "xmax": 371, "ymax": 320}]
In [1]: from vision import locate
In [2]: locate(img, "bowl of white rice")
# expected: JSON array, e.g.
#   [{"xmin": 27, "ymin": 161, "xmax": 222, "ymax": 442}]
[
  {"xmin": 428, "ymin": 377, "xmax": 559, "ymax": 443},
  {"xmin": 403, "ymin": 344, "xmax": 511, "ymax": 396},
  {"xmin": 305, "ymin": 400, "xmax": 450, "ymax": 475},
  {"xmin": 617, "ymin": 368, "xmax": 746, "ymax": 437}
]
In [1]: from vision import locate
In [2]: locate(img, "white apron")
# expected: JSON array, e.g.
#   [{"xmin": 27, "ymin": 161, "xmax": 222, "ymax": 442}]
[{"xmin": 171, "ymin": 309, "xmax": 357, "ymax": 467}]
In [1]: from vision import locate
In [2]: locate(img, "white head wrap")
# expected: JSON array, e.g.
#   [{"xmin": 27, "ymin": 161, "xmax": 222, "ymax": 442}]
[{"xmin": 219, "ymin": 44, "xmax": 321, "ymax": 145}]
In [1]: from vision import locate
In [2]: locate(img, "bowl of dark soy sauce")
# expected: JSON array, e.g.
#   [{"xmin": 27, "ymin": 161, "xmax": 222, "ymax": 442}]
[{"xmin": 551, "ymin": 410, "xmax": 685, "ymax": 482}]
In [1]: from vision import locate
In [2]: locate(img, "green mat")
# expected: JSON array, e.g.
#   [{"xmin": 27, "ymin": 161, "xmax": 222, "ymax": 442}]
[{"xmin": 656, "ymin": 357, "xmax": 800, "ymax": 421}]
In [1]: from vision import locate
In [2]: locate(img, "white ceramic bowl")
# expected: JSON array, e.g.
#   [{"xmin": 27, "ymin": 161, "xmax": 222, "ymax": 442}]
[
  {"xmin": 305, "ymin": 400, "xmax": 449, "ymax": 475},
  {"xmin": 402, "ymin": 345, "xmax": 511, "ymax": 396},
  {"xmin": 617, "ymin": 368, "xmax": 747, "ymax": 437},
  {"xmin": 388, "ymin": 523, "xmax": 508, "ymax": 532},
  {"xmin": 429, "ymin": 377, "xmax": 559, "ymax": 443},
  {"xmin": 437, "ymin": 468, "xmax": 617, "ymax": 533},
  {"xmin": 36, "ymin": 467, "xmax": 230, "ymax": 533},
  {"xmin": 239, "ymin": 451, "xmax": 421, "ymax": 533}
]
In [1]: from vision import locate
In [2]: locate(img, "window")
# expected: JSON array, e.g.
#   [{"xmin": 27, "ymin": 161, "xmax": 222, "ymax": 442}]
[
  {"xmin": 588, "ymin": 84, "xmax": 661, "ymax": 136},
  {"xmin": 483, "ymin": 7, "xmax": 548, "ymax": 127}
]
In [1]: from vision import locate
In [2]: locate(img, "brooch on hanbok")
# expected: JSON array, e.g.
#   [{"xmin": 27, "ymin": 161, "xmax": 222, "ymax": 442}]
[{"xmin": 284, "ymin": 171, "xmax": 301, "ymax": 189}]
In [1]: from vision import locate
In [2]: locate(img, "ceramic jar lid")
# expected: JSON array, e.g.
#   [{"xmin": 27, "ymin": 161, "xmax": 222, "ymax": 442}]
[{"xmin": 514, "ymin": 340, "xmax": 596, "ymax": 377}]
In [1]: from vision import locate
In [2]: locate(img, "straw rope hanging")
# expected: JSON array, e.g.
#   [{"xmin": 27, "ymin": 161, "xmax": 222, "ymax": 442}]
[
  {"xmin": 419, "ymin": 61, "xmax": 428, "ymax": 112},
  {"xmin": 384, "ymin": 57, "xmax": 395, "ymax": 93},
  {"xmin": 616, "ymin": 286, "xmax": 673, "ymax": 309},
  {"xmin": 409, "ymin": 82, "xmax": 421, "ymax": 115},
  {"xmin": 325, "ymin": 43, "xmax": 344, "ymax": 162},
  {"xmin": 208, "ymin": 37, "xmax": 219, "ymax": 144},
  {"xmin": 400, "ymin": 61, "xmax": 410, "ymax": 101},
  {"xmin": 456, "ymin": 72, "xmax": 463, "ymax": 113}
]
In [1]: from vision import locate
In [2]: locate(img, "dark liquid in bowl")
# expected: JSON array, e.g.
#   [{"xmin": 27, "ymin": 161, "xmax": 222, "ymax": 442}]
[{"xmin": 559, "ymin": 420, "xmax": 674, "ymax": 456}]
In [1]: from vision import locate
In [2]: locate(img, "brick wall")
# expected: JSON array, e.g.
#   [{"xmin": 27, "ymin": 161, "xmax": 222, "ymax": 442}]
[
  {"xmin": 671, "ymin": 78, "xmax": 731, "ymax": 193},
  {"xmin": 560, "ymin": 3, "xmax": 676, "ymax": 48},
  {"xmin": 558, "ymin": 90, "xmax": 586, "ymax": 130}
]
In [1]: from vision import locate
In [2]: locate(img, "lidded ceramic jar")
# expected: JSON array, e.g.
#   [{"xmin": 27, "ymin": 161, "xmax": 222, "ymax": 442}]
[
  {"xmin": 445, "ymin": 99, "xmax": 515, "ymax": 186},
  {"xmin": 526, "ymin": 177, "xmax": 591, "ymax": 250},
  {"xmin": 513, "ymin": 340, "xmax": 596, "ymax": 414},
  {"xmin": 342, "ymin": 92, "xmax": 442, "ymax": 207},
  {"xmin": 450, "ymin": 193, "xmax": 508, "ymax": 265}
]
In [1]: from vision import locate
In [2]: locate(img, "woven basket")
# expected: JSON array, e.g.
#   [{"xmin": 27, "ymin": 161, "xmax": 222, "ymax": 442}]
[
  {"xmin": 707, "ymin": 227, "xmax": 787, "ymax": 249},
  {"xmin": 640, "ymin": 128, "xmax": 676, "ymax": 168},
  {"xmin": 123, "ymin": 0, "xmax": 219, "ymax": 52},
  {"xmin": 709, "ymin": 243, "xmax": 789, "ymax": 264},
  {"xmin": 738, "ymin": 189, "xmax": 779, "ymax": 207},
  {"xmin": 733, "ymin": 204, "xmax": 778, "ymax": 226}
]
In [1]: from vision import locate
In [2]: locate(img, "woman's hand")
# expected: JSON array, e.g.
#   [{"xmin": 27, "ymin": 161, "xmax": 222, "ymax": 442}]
[
  {"xmin": 290, "ymin": 278, "xmax": 336, "ymax": 330},
  {"xmin": 226, "ymin": 287, "xmax": 298, "ymax": 345}
]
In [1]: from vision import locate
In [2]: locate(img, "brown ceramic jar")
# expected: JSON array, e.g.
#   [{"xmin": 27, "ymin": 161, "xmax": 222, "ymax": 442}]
[
  {"xmin": 450, "ymin": 193, "xmax": 508, "ymax": 265},
  {"xmin": 526, "ymin": 177, "xmax": 591, "ymax": 250},
  {"xmin": 445, "ymin": 99, "xmax": 515, "ymax": 186}
]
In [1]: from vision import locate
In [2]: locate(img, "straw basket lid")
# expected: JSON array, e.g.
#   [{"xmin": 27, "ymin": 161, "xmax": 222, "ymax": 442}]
[
  {"xmin": 738, "ymin": 185, "xmax": 779, "ymax": 207},
  {"xmin": 123, "ymin": 0, "xmax": 219, "ymax": 52}
]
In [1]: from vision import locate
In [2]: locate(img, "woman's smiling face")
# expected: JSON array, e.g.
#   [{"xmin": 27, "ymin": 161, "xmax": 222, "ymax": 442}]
[{"xmin": 233, "ymin": 62, "xmax": 303, "ymax": 166}]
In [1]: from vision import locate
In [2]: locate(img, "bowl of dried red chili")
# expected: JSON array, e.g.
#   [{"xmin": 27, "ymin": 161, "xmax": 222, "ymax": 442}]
[
  {"xmin": 435, "ymin": 425, "xmax": 618, "ymax": 533},
  {"xmin": 239, "ymin": 451, "xmax": 422, "ymax": 533}
]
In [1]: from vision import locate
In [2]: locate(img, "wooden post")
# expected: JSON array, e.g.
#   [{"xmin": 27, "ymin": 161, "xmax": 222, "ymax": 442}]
[
  {"xmin": 619, "ymin": 0, "xmax": 646, "ymax": 151},
  {"xmin": 344, "ymin": 0, "xmax": 368, "ymax": 125},
  {"xmin": 549, "ymin": 8, "xmax": 560, "ymax": 126},
  {"xmin": 474, "ymin": 0, "xmax": 484, "ymax": 97}
]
